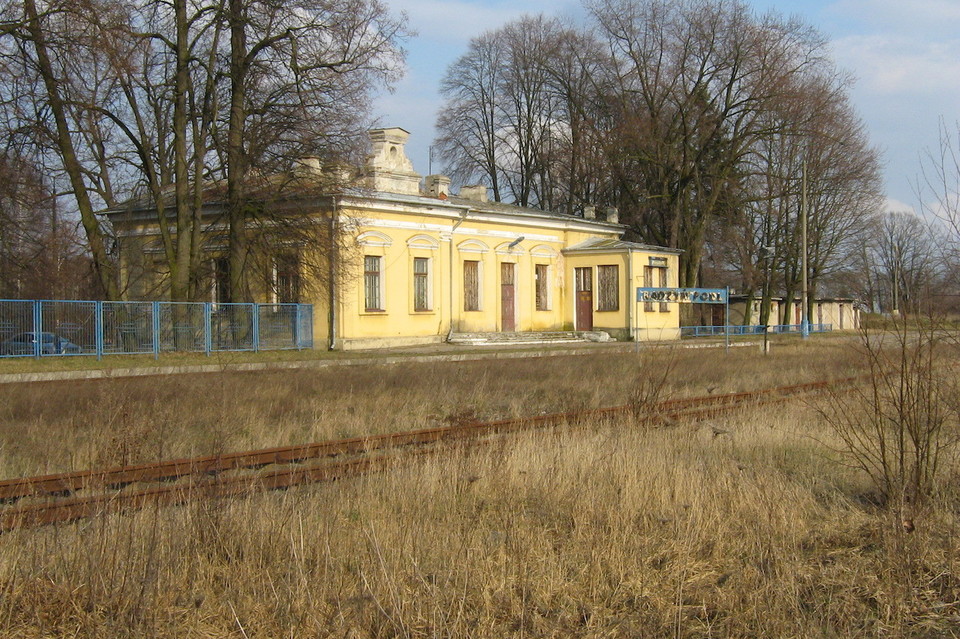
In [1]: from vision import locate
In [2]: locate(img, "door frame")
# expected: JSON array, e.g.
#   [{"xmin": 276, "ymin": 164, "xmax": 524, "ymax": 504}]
[
  {"xmin": 574, "ymin": 266, "xmax": 593, "ymax": 331},
  {"xmin": 500, "ymin": 262, "xmax": 516, "ymax": 332}
]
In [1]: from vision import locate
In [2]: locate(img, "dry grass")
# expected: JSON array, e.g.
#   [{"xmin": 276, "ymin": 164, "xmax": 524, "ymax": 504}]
[
  {"xmin": 2, "ymin": 340, "xmax": 958, "ymax": 637},
  {"xmin": 1, "ymin": 403, "xmax": 958, "ymax": 637},
  {"xmin": 0, "ymin": 342, "xmax": 860, "ymax": 477}
]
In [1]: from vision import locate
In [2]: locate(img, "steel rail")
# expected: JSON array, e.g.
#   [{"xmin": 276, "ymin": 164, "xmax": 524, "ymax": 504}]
[
  {"xmin": 0, "ymin": 378, "xmax": 853, "ymax": 532},
  {"xmin": 0, "ymin": 376, "xmax": 855, "ymax": 503},
  {"xmin": 0, "ymin": 399, "xmax": 789, "ymax": 531}
]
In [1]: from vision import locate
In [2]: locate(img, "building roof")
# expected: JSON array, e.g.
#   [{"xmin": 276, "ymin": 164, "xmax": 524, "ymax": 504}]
[
  {"xmin": 345, "ymin": 187, "xmax": 625, "ymax": 231},
  {"xmin": 563, "ymin": 237, "xmax": 683, "ymax": 255}
]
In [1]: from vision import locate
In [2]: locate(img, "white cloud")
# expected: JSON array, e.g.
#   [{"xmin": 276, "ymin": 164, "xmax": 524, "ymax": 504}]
[
  {"xmin": 829, "ymin": 0, "xmax": 960, "ymax": 36},
  {"xmin": 883, "ymin": 198, "xmax": 917, "ymax": 215},
  {"xmin": 831, "ymin": 34, "xmax": 960, "ymax": 95}
]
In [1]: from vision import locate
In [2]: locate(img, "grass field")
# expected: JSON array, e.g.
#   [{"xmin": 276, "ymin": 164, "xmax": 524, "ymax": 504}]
[{"xmin": 0, "ymin": 339, "xmax": 958, "ymax": 637}]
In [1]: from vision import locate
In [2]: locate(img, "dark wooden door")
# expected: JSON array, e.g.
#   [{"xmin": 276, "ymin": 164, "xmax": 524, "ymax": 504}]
[
  {"xmin": 501, "ymin": 263, "xmax": 516, "ymax": 332},
  {"xmin": 575, "ymin": 267, "xmax": 593, "ymax": 331}
]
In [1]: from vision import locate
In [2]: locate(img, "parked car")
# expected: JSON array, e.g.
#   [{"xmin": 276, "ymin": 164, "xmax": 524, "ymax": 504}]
[{"xmin": 0, "ymin": 332, "xmax": 82, "ymax": 355}]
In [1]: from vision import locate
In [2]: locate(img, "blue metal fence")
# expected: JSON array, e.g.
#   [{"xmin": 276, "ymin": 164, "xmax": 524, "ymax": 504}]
[
  {"xmin": 0, "ymin": 299, "xmax": 313, "ymax": 359},
  {"xmin": 681, "ymin": 324, "xmax": 832, "ymax": 338}
]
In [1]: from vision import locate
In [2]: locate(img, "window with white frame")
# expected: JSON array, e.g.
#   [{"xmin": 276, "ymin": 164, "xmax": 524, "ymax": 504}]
[
  {"xmin": 413, "ymin": 257, "xmax": 431, "ymax": 312},
  {"xmin": 597, "ymin": 265, "xmax": 619, "ymax": 311},
  {"xmin": 643, "ymin": 262, "xmax": 668, "ymax": 312},
  {"xmin": 535, "ymin": 263, "xmax": 550, "ymax": 311},
  {"xmin": 463, "ymin": 260, "xmax": 481, "ymax": 311},
  {"xmin": 364, "ymin": 255, "xmax": 384, "ymax": 311},
  {"xmin": 273, "ymin": 254, "xmax": 300, "ymax": 303}
]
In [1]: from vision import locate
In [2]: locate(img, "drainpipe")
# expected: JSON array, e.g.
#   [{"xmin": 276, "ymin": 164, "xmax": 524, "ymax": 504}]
[
  {"xmin": 328, "ymin": 197, "xmax": 339, "ymax": 350},
  {"xmin": 626, "ymin": 248, "xmax": 634, "ymax": 343},
  {"xmin": 447, "ymin": 207, "xmax": 469, "ymax": 340}
]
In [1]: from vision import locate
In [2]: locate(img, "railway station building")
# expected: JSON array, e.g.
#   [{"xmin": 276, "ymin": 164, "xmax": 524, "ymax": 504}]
[
  {"xmin": 728, "ymin": 295, "xmax": 861, "ymax": 331},
  {"xmin": 108, "ymin": 127, "xmax": 682, "ymax": 350}
]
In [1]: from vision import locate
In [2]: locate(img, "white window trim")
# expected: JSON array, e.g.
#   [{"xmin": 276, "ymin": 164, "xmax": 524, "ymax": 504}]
[
  {"xmin": 457, "ymin": 239, "xmax": 489, "ymax": 254},
  {"xmin": 363, "ymin": 254, "xmax": 386, "ymax": 313},
  {"xmin": 530, "ymin": 244, "xmax": 558, "ymax": 258},
  {"xmin": 597, "ymin": 264, "xmax": 620, "ymax": 312},
  {"xmin": 407, "ymin": 234, "xmax": 440, "ymax": 250},
  {"xmin": 495, "ymin": 242, "xmax": 527, "ymax": 256},
  {"xmin": 535, "ymin": 262, "xmax": 553, "ymax": 311},
  {"xmin": 357, "ymin": 230, "xmax": 393, "ymax": 248},
  {"xmin": 463, "ymin": 259, "xmax": 484, "ymax": 311},
  {"xmin": 412, "ymin": 255, "xmax": 434, "ymax": 313}
]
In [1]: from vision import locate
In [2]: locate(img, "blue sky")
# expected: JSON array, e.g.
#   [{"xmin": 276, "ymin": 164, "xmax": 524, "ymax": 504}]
[{"xmin": 373, "ymin": 0, "xmax": 960, "ymax": 214}]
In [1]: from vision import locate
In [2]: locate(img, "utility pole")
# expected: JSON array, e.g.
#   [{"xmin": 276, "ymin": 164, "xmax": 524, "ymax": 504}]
[
  {"xmin": 801, "ymin": 158, "xmax": 809, "ymax": 339},
  {"xmin": 892, "ymin": 258, "xmax": 900, "ymax": 317}
]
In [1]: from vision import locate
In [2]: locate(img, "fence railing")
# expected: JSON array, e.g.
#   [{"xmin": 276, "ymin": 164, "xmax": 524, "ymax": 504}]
[
  {"xmin": 681, "ymin": 324, "xmax": 833, "ymax": 338},
  {"xmin": 0, "ymin": 299, "xmax": 313, "ymax": 359}
]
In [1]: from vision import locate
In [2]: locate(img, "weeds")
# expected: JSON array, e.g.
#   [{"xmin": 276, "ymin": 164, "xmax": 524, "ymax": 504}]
[
  {"xmin": 823, "ymin": 317, "xmax": 960, "ymax": 518},
  {"xmin": 1, "ymin": 342, "xmax": 956, "ymax": 636}
]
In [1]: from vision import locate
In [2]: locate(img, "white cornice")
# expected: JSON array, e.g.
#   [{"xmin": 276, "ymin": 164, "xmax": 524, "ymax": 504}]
[
  {"xmin": 339, "ymin": 194, "xmax": 622, "ymax": 236},
  {"xmin": 358, "ymin": 218, "xmax": 559, "ymax": 243}
]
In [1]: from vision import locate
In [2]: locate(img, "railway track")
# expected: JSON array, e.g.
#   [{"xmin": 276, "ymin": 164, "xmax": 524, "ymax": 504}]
[{"xmin": 0, "ymin": 377, "xmax": 854, "ymax": 532}]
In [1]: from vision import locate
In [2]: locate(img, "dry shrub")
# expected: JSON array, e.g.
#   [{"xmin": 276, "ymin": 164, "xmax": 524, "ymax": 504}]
[{"xmin": 822, "ymin": 318, "xmax": 960, "ymax": 525}]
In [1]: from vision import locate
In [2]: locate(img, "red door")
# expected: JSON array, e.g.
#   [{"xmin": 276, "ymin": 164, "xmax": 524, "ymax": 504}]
[
  {"xmin": 501, "ymin": 263, "xmax": 516, "ymax": 332},
  {"xmin": 575, "ymin": 267, "xmax": 593, "ymax": 331}
]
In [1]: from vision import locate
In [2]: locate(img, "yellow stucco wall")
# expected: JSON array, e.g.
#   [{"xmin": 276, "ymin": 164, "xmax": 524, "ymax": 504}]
[
  {"xmin": 109, "ymin": 191, "xmax": 682, "ymax": 350},
  {"xmin": 330, "ymin": 200, "xmax": 644, "ymax": 348}
]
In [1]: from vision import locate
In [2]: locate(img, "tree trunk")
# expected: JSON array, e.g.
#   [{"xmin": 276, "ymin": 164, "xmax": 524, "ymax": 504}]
[
  {"xmin": 24, "ymin": 0, "xmax": 119, "ymax": 300},
  {"xmin": 227, "ymin": 0, "xmax": 250, "ymax": 302},
  {"xmin": 170, "ymin": 0, "xmax": 193, "ymax": 302}
]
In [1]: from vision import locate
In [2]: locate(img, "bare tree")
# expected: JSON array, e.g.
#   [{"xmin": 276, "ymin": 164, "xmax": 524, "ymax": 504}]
[
  {"xmin": 918, "ymin": 120, "xmax": 960, "ymax": 276},
  {"xmin": 0, "ymin": 0, "xmax": 407, "ymax": 302},
  {"xmin": 219, "ymin": 0, "xmax": 407, "ymax": 301},
  {"xmin": 3, "ymin": 0, "xmax": 121, "ymax": 299},
  {"xmin": 435, "ymin": 27, "xmax": 507, "ymax": 202},
  {"xmin": 586, "ymin": 0, "xmax": 847, "ymax": 287},
  {"xmin": 434, "ymin": 15, "xmax": 605, "ymax": 209},
  {"xmin": 874, "ymin": 211, "xmax": 936, "ymax": 314}
]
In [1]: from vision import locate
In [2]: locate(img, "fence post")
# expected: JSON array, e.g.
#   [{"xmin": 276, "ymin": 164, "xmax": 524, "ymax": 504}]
[
  {"xmin": 95, "ymin": 301, "xmax": 103, "ymax": 360},
  {"xmin": 152, "ymin": 301, "xmax": 160, "ymax": 359},
  {"xmin": 252, "ymin": 303, "xmax": 260, "ymax": 352},
  {"xmin": 295, "ymin": 305, "xmax": 302, "ymax": 350},
  {"xmin": 204, "ymin": 303, "xmax": 212, "ymax": 356},
  {"xmin": 33, "ymin": 301, "xmax": 41, "ymax": 359},
  {"xmin": 724, "ymin": 287, "xmax": 730, "ymax": 353}
]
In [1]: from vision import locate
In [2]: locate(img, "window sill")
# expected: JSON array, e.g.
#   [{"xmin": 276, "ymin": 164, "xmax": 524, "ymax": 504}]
[{"xmin": 360, "ymin": 310, "xmax": 387, "ymax": 316}]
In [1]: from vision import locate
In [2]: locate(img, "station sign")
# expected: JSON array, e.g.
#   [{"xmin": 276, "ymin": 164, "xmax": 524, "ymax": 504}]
[{"xmin": 636, "ymin": 288, "xmax": 728, "ymax": 304}]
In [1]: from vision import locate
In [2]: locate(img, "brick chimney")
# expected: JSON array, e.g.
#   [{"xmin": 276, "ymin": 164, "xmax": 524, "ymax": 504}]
[
  {"xmin": 424, "ymin": 175, "xmax": 451, "ymax": 198},
  {"xmin": 459, "ymin": 184, "xmax": 488, "ymax": 202}
]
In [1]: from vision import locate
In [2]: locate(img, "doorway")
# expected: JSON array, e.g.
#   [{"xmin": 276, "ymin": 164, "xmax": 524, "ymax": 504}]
[
  {"xmin": 575, "ymin": 267, "xmax": 593, "ymax": 331},
  {"xmin": 500, "ymin": 262, "xmax": 516, "ymax": 332}
]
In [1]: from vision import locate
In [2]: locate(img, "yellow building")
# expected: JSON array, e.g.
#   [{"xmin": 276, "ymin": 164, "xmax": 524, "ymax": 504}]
[{"xmin": 109, "ymin": 128, "xmax": 682, "ymax": 350}]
